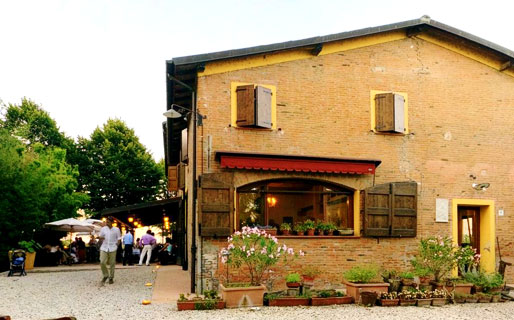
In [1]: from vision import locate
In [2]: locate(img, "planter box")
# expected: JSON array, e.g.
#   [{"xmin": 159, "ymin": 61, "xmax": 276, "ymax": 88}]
[
  {"xmin": 286, "ymin": 282, "xmax": 301, "ymax": 288},
  {"xmin": 416, "ymin": 298, "xmax": 432, "ymax": 307},
  {"xmin": 263, "ymin": 229, "xmax": 277, "ymax": 236},
  {"xmin": 465, "ymin": 297, "xmax": 479, "ymax": 303},
  {"xmin": 345, "ymin": 282, "xmax": 389, "ymax": 304},
  {"xmin": 177, "ymin": 300, "xmax": 225, "ymax": 311},
  {"xmin": 311, "ymin": 296, "xmax": 353, "ymax": 306},
  {"xmin": 25, "ymin": 252, "xmax": 36, "ymax": 270},
  {"xmin": 378, "ymin": 299, "xmax": 399, "ymax": 307},
  {"xmin": 431, "ymin": 298, "xmax": 447, "ymax": 306},
  {"xmin": 399, "ymin": 299, "xmax": 417, "ymax": 306},
  {"xmin": 478, "ymin": 296, "xmax": 492, "ymax": 303},
  {"xmin": 401, "ymin": 279, "xmax": 415, "ymax": 287},
  {"xmin": 431, "ymin": 282, "xmax": 472, "ymax": 295},
  {"xmin": 491, "ymin": 295, "xmax": 501, "ymax": 303},
  {"xmin": 220, "ymin": 284, "xmax": 266, "ymax": 308},
  {"xmin": 453, "ymin": 297, "xmax": 466, "ymax": 304},
  {"xmin": 269, "ymin": 297, "xmax": 310, "ymax": 307}
]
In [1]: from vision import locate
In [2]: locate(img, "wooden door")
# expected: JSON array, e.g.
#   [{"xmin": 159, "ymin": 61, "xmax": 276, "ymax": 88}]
[{"xmin": 458, "ymin": 207, "xmax": 480, "ymax": 253}]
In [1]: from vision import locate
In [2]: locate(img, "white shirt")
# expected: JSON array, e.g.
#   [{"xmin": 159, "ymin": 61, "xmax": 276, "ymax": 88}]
[{"xmin": 99, "ymin": 226, "xmax": 121, "ymax": 252}]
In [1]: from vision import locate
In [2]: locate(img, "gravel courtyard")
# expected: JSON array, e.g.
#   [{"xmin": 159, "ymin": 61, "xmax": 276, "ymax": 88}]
[{"xmin": 2, "ymin": 267, "xmax": 514, "ymax": 320}]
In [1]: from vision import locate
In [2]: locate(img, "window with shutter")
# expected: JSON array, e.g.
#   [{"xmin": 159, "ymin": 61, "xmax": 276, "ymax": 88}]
[
  {"xmin": 372, "ymin": 91, "xmax": 408, "ymax": 134},
  {"xmin": 231, "ymin": 82, "xmax": 277, "ymax": 129},
  {"xmin": 363, "ymin": 181, "xmax": 417, "ymax": 237},
  {"xmin": 199, "ymin": 174, "xmax": 234, "ymax": 237}
]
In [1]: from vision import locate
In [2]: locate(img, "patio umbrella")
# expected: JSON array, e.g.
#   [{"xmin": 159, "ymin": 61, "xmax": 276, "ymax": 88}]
[{"xmin": 44, "ymin": 218, "xmax": 95, "ymax": 233}]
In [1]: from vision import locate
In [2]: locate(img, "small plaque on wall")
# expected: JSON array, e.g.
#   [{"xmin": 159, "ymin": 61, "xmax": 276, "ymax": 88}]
[{"xmin": 436, "ymin": 198, "xmax": 449, "ymax": 222}]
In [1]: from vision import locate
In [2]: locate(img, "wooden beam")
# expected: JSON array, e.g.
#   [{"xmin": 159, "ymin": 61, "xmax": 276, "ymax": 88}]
[{"xmin": 500, "ymin": 60, "xmax": 512, "ymax": 71}]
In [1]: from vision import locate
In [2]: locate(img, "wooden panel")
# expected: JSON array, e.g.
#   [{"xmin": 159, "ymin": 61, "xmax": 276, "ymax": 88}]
[
  {"xmin": 375, "ymin": 93, "xmax": 394, "ymax": 132},
  {"xmin": 364, "ymin": 184, "xmax": 391, "ymax": 237},
  {"xmin": 178, "ymin": 163, "xmax": 185, "ymax": 189},
  {"xmin": 167, "ymin": 165, "xmax": 178, "ymax": 191},
  {"xmin": 255, "ymin": 86, "xmax": 272, "ymax": 128},
  {"xmin": 199, "ymin": 173, "xmax": 234, "ymax": 237},
  {"xmin": 236, "ymin": 85, "xmax": 255, "ymax": 126},
  {"xmin": 393, "ymin": 94, "xmax": 405, "ymax": 133},
  {"xmin": 391, "ymin": 182, "xmax": 417, "ymax": 237}
]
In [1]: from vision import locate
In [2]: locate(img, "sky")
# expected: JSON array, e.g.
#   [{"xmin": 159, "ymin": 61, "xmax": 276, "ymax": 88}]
[{"xmin": 1, "ymin": 0, "xmax": 513, "ymax": 161}]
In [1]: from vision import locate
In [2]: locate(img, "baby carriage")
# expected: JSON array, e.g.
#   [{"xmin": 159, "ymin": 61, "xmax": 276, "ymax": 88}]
[{"xmin": 8, "ymin": 249, "xmax": 27, "ymax": 276}]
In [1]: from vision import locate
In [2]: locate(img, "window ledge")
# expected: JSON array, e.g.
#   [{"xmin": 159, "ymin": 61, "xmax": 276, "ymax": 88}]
[{"xmin": 275, "ymin": 235, "xmax": 361, "ymax": 239}]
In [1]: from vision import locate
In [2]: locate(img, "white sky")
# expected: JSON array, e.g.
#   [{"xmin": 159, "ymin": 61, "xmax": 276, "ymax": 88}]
[{"xmin": 1, "ymin": 0, "xmax": 513, "ymax": 161}]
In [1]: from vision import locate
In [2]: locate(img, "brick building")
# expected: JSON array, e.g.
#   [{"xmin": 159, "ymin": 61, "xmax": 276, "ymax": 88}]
[{"xmin": 164, "ymin": 16, "xmax": 514, "ymax": 292}]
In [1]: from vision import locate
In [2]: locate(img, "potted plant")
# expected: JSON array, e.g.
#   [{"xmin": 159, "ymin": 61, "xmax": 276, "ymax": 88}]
[
  {"xmin": 343, "ymin": 265, "xmax": 389, "ymax": 303},
  {"xmin": 323, "ymin": 222, "xmax": 337, "ymax": 236},
  {"xmin": 378, "ymin": 292, "xmax": 399, "ymax": 307},
  {"xmin": 415, "ymin": 290, "xmax": 432, "ymax": 307},
  {"xmin": 280, "ymin": 223, "xmax": 291, "ymax": 236},
  {"xmin": 267, "ymin": 292, "xmax": 311, "ymax": 307},
  {"xmin": 381, "ymin": 269, "xmax": 401, "ymax": 292},
  {"xmin": 311, "ymin": 290, "xmax": 353, "ymax": 306},
  {"xmin": 176, "ymin": 291, "xmax": 226, "ymax": 311},
  {"xmin": 399, "ymin": 271, "xmax": 415, "ymax": 287},
  {"xmin": 397, "ymin": 290, "xmax": 417, "ymax": 306},
  {"xmin": 476, "ymin": 292, "xmax": 492, "ymax": 303},
  {"xmin": 301, "ymin": 265, "xmax": 320, "ymax": 284},
  {"xmin": 491, "ymin": 292, "xmax": 501, "ymax": 303},
  {"xmin": 431, "ymin": 289, "xmax": 448, "ymax": 306},
  {"xmin": 293, "ymin": 223, "xmax": 305, "ymax": 236},
  {"xmin": 452, "ymin": 292, "xmax": 466, "ymax": 304},
  {"xmin": 285, "ymin": 272, "xmax": 301, "ymax": 288},
  {"xmin": 483, "ymin": 272, "xmax": 504, "ymax": 293},
  {"xmin": 302, "ymin": 219, "xmax": 316, "ymax": 236},
  {"xmin": 465, "ymin": 293, "xmax": 479, "ymax": 303},
  {"xmin": 257, "ymin": 225, "xmax": 277, "ymax": 236},
  {"xmin": 411, "ymin": 236, "xmax": 455, "ymax": 288},
  {"xmin": 16, "ymin": 240, "xmax": 42, "ymax": 270},
  {"xmin": 219, "ymin": 226, "xmax": 303, "ymax": 308},
  {"xmin": 413, "ymin": 266, "xmax": 432, "ymax": 289}
]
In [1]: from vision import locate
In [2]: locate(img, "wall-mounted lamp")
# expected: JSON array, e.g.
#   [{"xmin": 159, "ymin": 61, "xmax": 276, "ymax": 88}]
[
  {"xmin": 472, "ymin": 183, "xmax": 490, "ymax": 191},
  {"xmin": 163, "ymin": 104, "xmax": 205, "ymax": 126},
  {"xmin": 128, "ymin": 217, "xmax": 134, "ymax": 223},
  {"xmin": 267, "ymin": 195, "xmax": 277, "ymax": 207}
]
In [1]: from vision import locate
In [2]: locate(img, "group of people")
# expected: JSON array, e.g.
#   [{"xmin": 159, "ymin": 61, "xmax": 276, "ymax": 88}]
[{"xmin": 97, "ymin": 217, "xmax": 176, "ymax": 285}]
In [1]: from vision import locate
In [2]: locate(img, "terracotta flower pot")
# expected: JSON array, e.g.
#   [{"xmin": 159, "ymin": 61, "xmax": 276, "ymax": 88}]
[
  {"xmin": 345, "ymin": 282, "xmax": 389, "ymax": 303},
  {"xmin": 360, "ymin": 292, "xmax": 377, "ymax": 306},
  {"xmin": 399, "ymin": 299, "xmax": 417, "ymax": 306},
  {"xmin": 416, "ymin": 298, "xmax": 432, "ymax": 307},
  {"xmin": 432, "ymin": 298, "xmax": 447, "ymax": 306},
  {"xmin": 311, "ymin": 296, "xmax": 353, "ymax": 306},
  {"xmin": 306, "ymin": 229, "xmax": 315, "ymax": 236},
  {"xmin": 220, "ymin": 284, "xmax": 266, "ymax": 308},
  {"xmin": 286, "ymin": 282, "xmax": 301, "ymax": 288},
  {"xmin": 378, "ymin": 299, "xmax": 399, "ymax": 307},
  {"xmin": 281, "ymin": 230, "xmax": 290, "ymax": 236},
  {"xmin": 177, "ymin": 300, "xmax": 225, "ymax": 311},
  {"xmin": 268, "ymin": 297, "xmax": 310, "ymax": 307}
]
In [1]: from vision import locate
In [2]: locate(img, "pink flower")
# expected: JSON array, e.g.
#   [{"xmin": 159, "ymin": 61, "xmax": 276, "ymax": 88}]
[{"xmin": 299, "ymin": 250, "xmax": 305, "ymax": 256}]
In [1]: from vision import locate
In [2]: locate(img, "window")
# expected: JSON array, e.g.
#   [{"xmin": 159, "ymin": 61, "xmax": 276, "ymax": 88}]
[
  {"xmin": 231, "ymin": 82, "xmax": 276, "ymax": 129},
  {"xmin": 370, "ymin": 91, "xmax": 408, "ymax": 134},
  {"xmin": 237, "ymin": 179, "xmax": 354, "ymax": 231}
]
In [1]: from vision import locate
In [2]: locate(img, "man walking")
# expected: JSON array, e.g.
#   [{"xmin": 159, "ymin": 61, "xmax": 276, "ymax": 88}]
[
  {"xmin": 122, "ymin": 229, "xmax": 134, "ymax": 266},
  {"xmin": 98, "ymin": 217, "xmax": 121, "ymax": 284},
  {"xmin": 138, "ymin": 229, "xmax": 156, "ymax": 266}
]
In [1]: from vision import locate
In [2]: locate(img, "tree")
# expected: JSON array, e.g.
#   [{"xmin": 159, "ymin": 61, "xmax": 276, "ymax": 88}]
[
  {"xmin": 77, "ymin": 119, "xmax": 164, "ymax": 214},
  {"xmin": 0, "ymin": 129, "xmax": 88, "ymax": 264}
]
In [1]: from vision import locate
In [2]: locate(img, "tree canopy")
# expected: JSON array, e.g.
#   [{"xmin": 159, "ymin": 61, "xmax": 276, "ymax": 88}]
[{"xmin": 76, "ymin": 119, "xmax": 165, "ymax": 214}]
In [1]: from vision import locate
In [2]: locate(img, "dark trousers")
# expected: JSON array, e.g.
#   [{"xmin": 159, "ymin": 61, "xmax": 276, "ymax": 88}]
[{"xmin": 123, "ymin": 244, "xmax": 133, "ymax": 265}]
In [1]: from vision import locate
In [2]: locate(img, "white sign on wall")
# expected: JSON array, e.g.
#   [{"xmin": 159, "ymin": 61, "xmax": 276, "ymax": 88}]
[{"xmin": 436, "ymin": 198, "xmax": 449, "ymax": 222}]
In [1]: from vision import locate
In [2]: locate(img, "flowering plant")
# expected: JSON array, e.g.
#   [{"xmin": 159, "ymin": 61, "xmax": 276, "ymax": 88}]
[
  {"xmin": 379, "ymin": 292, "xmax": 398, "ymax": 300},
  {"xmin": 454, "ymin": 245, "xmax": 480, "ymax": 274},
  {"xmin": 220, "ymin": 226, "xmax": 303, "ymax": 286},
  {"xmin": 411, "ymin": 236, "xmax": 454, "ymax": 282},
  {"xmin": 397, "ymin": 290, "xmax": 416, "ymax": 300}
]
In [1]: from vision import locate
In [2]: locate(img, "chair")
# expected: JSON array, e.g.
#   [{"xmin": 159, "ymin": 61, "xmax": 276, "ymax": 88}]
[{"xmin": 8, "ymin": 250, "xmax": 27, "ymax": 277}]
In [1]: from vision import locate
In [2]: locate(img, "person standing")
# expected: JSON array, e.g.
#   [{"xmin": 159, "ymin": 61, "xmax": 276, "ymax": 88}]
[
  {"xmin": 98, "ymin": 217, "xmax": 121, "ymax": 284},
  {"xmin": 122, "ymin": 229, "xmax": 134, "ymax": 266},
  {"xmin": 138, "ymin": 230, "xmax": 156, "ymax": 266}
]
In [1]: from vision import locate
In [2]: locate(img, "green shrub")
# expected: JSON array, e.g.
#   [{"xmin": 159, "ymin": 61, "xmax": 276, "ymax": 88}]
[
  {"xmin": 400, "ymin": 271, "xmax": 414, "ymax": 279},
  {"xmin": 303, "ymin": 219, "xmax": 316, "ymax": 230},
  {"xmin": 317, "ymin": 290, "xmax": 332, "ymax": 298},
  {"xmin": 286, "ymin": 272, "xmax": 301, "ymax": 283},
  {"xmin": 280, "ymin": 223, "xmax": 291, "ymax": 231},
  {"xmin": 343, "ymin": 265, "xmax": 379, "ymax": 283}
]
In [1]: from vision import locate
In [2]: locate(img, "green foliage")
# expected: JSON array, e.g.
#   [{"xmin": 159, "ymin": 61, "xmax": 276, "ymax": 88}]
[
  {"xmin": 178, "ymin": 293, "xmax": 189, "ymax": 302},
  {"xmin": 315, "ymin": 221, "xmax": 337, "ymax": 232},
  {"xmin": 280, "ymin": 223, "xmax": 291, "ymax": 231},
  {"xmin": 399, "ymin": 271, "xmax": 414, "ymax": 279},
  {"xmin": 293, "ymin": 223, "xmax": 305, "ymax": 233},
  {"xmin": 411, "ymin": 236, "xmax": 454, "ymax": 282},
  {"xmin": 317, "ymin": 290, "xmax": 333, "ymax": 298},
  {"xmin": 463, "ymin": 270, "xmax": 503, "ymax": 292},
  {"xmin": 194, "ymin": 300, "xmax": 216, "ymax": 310},
  {"xmin": 302, "ymin": 266, "xmax": 321, "ymax": 277},
  {"xmin": 203, "ymin": 289, "xmax": 219, "ymax": 300},
  {"xmin": 285, "ymin": 272, "xmax": 301, "ymax": 283},
  {"xmin": 17, "ymin": 240, "xmax": 42, "ymax": 253},
  {"xmin": 75, "ymin": 119, "xmax": 164, "ymax": 213},
  {"xmin": 0, "ymin": 129, "xmax": 88, "ymax": 266},
  {"xmin": 343, "ymin": 265, "xmax": 379, "ymax": 283},
  {"xmin": 302, "ymin": 219, "xmax": 315, "ymax": 230}
]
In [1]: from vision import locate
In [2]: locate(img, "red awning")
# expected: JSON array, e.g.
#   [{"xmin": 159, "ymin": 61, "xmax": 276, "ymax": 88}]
[{"xmin": 216, "ymin": 151, "xmax": 380, "ymax": 174}]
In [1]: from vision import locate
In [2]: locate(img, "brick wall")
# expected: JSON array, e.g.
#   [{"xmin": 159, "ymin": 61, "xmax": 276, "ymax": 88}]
[{"xmin": 193, "ymin": 36, "xmax": 514, "ymax": 288}]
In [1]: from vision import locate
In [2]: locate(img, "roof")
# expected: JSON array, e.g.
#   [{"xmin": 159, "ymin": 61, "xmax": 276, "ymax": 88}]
[{"xmin": 169, "ymin": 16, "xmax": 514, "ymax": 66}]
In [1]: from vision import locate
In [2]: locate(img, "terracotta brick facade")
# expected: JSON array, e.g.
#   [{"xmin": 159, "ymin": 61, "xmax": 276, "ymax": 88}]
[{"xmin": 189, "ymin": 36, "xmax": 514, "ymax": 290}]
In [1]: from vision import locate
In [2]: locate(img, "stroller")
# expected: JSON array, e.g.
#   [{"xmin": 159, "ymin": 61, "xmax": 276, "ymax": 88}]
[{"xmin": 8, "ymin": 249, "xmax": 27, "ymax": 276}]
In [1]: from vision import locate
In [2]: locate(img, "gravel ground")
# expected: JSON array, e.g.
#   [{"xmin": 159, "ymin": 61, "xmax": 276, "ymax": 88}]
[{"xmin": 2, "ymin": 268, "xmax": 514, "ymax": 320}]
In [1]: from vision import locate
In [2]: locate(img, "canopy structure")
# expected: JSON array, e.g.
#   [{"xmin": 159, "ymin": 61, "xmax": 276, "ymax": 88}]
[{"xmin": 44, "ymin": 218, "xmax": 95, "ymax": 233}]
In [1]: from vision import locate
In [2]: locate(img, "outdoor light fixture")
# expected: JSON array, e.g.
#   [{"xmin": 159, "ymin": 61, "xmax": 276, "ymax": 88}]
[
  {"xmin": 128, "ymin": 217, "xmax": 134, "ymax": 223},
  {"xmin": 267, "ymin": 195, "xmax": 277, "ymax": 208},
  {"xmin": 163, "ymin": 104, "xmax": 205, "ymax": 126},
  {"xmin": 164, "ymin": 217, "xmax": 169, "ymax": 222},
  {"xmin": 472, "ymin": 183, "xmax": 490, "ymax": 191}
]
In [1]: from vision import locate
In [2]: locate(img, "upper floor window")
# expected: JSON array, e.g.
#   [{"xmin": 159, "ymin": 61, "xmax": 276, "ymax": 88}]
[
  {"xmin": 231, "ymin": 82, "xmax": 277, "ymax": 129},
  {"xmin": 370, "ymin": 91, "xmax": 408, "ymax": 134},
  {"xmin": 237, "ymin": 179, "xmax": 354, "ymax": 232}
]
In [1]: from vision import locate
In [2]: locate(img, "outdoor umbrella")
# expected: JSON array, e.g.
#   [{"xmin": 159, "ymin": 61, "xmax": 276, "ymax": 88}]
[{"xmin": 44, "ymin": 218, "xmax": 95, "ymax": 233}]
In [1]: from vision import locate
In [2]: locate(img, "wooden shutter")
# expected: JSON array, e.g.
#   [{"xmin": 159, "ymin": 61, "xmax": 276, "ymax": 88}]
[
  {"xmin": 390, "ymin": 182, "xmax": 417, "ymax": 237},
  {"xmin": 236, "ymin": 85, "xmax": 255, "ymax": 126},
  {"xmin": 363, "ymin": 181, "xmax": 417, "ymax": 237},
  {"xmin": 363, "ymin": 183, "xmax": 391, "ymax": 237},
  {"xmin": 375, "ymin": 93, "xmax": 394, "ymax": 132},
  {"xmin": 178, "ymin": 163, "xmax": 186, "ymax": 189},
  {"xmin": 180, "ymin": 128, "xmax": 188, "ymax": 162},
  {"xmin": 199, "ymin": 174, "xmax": 234, "ymax": 237},
  {"xmin": 255, "ymin": 86, "xmax": 272, "ymax": 128},
  {"xmin": 393, "ymin": 94, "xmax": 405, "ymax": 133},
  {"xmin": 167, "ymin": 165, "xmax": 178, "ymax": 192}
]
